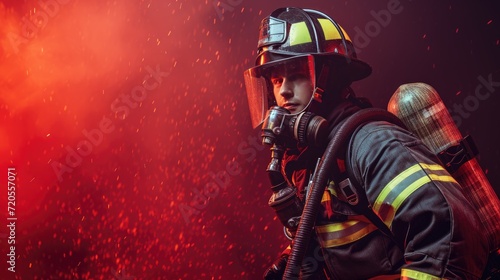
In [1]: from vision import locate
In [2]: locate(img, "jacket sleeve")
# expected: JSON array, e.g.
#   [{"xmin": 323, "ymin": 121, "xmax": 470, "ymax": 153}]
[{"xmin": 349, "ymin": 121, "xmax": 489, "ymax": 279}]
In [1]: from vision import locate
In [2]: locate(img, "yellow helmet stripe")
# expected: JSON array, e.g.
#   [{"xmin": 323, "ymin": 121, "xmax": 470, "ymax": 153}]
[
  {"xmin": 318, "ymin": 18, "xmax": 351, "ymax": 42},
  {"xmin": 338, "ymin": 25, "xmax": 351, "ymax": 42},
  {"xmin": 289, "ymin": 21, "xmax": 312, "ymax": 46}
]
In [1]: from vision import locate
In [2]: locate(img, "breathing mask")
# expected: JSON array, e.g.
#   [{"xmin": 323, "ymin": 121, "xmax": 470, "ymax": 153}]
[
  {"xmin": 244, "ymin": 54, "xmax": 328, "ymax": 147},
  {"xmin": 261, "ymin": 106, "xmax": 327, "ymax": 148}
]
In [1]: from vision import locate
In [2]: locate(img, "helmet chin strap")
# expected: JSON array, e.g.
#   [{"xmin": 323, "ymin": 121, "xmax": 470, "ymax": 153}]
[
  {"xmin": 307, "ymin": 63, "xmax": 330, "ymax": 116},
  {"xmin": 313, "ymin": 63, "xmax": 330, "ymax": 103},
  {"xmin": 284, "ymin": 64, "xmax": 331, "ymax": 148}
]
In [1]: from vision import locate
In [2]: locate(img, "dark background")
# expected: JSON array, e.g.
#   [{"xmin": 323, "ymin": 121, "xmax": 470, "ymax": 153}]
[{"xmin": 1, "ymin": 0, "xmax": 499, "ymax": 279}]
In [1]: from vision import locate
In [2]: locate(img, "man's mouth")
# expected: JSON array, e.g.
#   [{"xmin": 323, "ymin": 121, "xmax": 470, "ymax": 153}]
[{"xmin": 283, "ymin": 103, "xmax": 299, "ymax": 112}]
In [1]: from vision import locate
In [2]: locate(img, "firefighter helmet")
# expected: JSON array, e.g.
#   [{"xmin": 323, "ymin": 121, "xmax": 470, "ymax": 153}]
[{"xmin": 244, "ymin": 7, "xmax": 371, "ymax": 128}]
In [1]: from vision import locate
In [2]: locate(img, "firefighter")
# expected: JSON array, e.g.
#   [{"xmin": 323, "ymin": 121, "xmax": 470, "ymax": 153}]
[{"xmin": 243, "ymin": 7, "xmax": 490, "ymax": 279}]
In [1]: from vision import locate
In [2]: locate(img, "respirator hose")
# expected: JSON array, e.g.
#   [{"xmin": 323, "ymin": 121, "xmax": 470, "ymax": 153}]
[
  {"xmin": 282, "ymin": 127, "xmax": 341, "ymax": 279},
  {"xmin": 283, "ymin": 108, "xmax": 404, "ymax": 279}
]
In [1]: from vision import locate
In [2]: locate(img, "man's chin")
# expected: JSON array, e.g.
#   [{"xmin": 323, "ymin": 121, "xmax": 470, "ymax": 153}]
[{"xmin": 284, "ymin": 105, "xmax": 303, "ymax": 114}]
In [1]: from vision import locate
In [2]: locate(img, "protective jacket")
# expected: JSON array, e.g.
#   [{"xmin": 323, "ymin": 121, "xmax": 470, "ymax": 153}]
[{"xmin": 281, "ymin": 101, "xmax": 489, "ymax": 279}]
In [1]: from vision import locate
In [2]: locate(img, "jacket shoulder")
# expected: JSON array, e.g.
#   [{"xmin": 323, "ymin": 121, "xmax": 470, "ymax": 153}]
[{"xmin": 349, "ymin": 120, "xmax": 421, "ymax": 154}]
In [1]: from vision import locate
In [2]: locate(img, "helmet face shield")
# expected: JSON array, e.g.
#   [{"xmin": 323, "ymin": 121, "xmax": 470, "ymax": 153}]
[{"xmin": 243, "ymin": 55, "xmax": 317, "ymax": 128}]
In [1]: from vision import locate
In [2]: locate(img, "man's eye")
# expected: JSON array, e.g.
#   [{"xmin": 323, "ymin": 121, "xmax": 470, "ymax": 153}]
[
  {"xmin": 271, "ymin": 78, "xmax": 283, "ymax": 85},
  {"xmin": 288, "ymin": 73, "xmax": 308, "ymax": 81}
]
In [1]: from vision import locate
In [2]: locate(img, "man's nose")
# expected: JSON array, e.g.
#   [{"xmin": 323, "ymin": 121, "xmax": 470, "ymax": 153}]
[{"xmin": 279, "ymin": 78, "xmax": 293, "ymax": 97}]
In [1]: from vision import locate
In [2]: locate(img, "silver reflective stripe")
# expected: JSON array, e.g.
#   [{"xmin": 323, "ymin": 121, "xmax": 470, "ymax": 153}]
[{"xmin": 258, "ymin": 17, "xmax": 287, "ymax": 48}]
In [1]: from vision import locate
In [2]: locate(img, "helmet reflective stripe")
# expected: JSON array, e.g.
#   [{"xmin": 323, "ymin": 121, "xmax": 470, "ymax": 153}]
[
  {"xmin": 338, "ymin": 26, "xmax": 351, "ymax": 42},
  {"xmin": 289, "ymin": 22, "xmax": 312, "ymax": 46},
  {"xmin": 288, "ymin": 20, "xmax": 351, "ymax": 47},
  {"xmin": 318, "ymin": 18, "xmax": 351, "ymax": 41}
]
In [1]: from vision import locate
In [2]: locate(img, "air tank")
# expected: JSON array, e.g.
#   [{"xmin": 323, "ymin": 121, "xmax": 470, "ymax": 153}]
[{"xmin": 388, "ymin": 82, "xmax": 500, "ymax": 252}]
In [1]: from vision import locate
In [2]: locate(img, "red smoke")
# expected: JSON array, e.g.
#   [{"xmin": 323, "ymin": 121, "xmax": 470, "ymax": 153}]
[
  {"xmin": 1, "ymin": 0, "xmax": 498, "ymax": 279},
  {"xmin": 1, "ymin": 1, "xmax": 277, "ymax": 278}
]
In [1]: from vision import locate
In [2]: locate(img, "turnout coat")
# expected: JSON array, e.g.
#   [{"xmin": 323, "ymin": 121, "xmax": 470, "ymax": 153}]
[{"xmin": 281, "ymin": 101, "xmax": 489, "ymax": 279}]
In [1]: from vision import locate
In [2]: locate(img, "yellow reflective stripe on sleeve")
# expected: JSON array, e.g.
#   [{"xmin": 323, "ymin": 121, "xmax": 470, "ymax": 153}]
[
  {"xmin": 374, "ymin": 164, "xmax": 422, "ymax": 212},
  {"xmin": 401, "ymin": 268, "xmax": 442, "ymax": 280},
  {"xmin": 392, "ymin": 176, "xmax": 431, "ymax": 213},
  {"xmin": 428, "ymin": 173, "xmax": 457, "ymax": 184},
  {"xmin": 289, "ymin": 22, "xmax": 312, "ymax": 46},
  {"xmin": 419, "ymin": 162, "xmax": 447, "ymax": 171},
  {"xmin": 316, "ymin": 163, "xmax": 458, "ymax": 248},
  {"xmin": 374, "ymin": 163, "xmax": 457, "ymax": 228}
]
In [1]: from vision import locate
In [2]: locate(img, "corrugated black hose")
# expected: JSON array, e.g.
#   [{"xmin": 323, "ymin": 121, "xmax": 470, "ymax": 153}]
[{"xmin": 283, "ymin": 108, "xmax": 405, "ymax": 279}]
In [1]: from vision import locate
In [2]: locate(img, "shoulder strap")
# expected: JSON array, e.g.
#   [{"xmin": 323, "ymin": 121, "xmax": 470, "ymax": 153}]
[{"xmin": 329, "ymin": 108, "xmax": 405, "ymax": 248}]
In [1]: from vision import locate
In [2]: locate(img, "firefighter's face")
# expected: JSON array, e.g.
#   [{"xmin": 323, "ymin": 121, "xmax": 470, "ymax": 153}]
[{"xmin": 271, "ymin": 68, "xmax": 313, "ymax": 114}]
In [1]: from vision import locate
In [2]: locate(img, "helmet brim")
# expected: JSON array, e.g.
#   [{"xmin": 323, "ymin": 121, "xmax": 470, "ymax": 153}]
[
  {"xmin": 315, "ymin": 52, "xmax": 372, "ymax": 81},
  {"xmin": 257, "ymin": 50, "xmax": 372, "ymax": 82}
]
